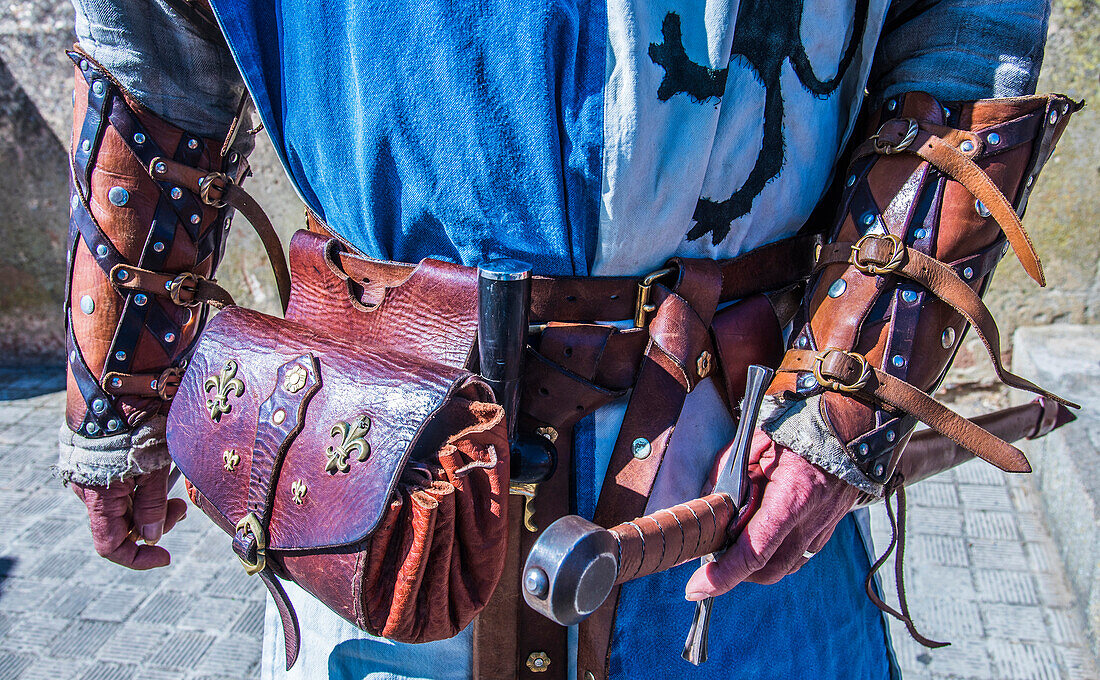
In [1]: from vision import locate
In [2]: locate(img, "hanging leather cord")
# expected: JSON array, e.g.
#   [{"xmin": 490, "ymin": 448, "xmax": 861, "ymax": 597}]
[{"xmin": 863, "ymin": 482, "xmax": 948, "ymax": 648}]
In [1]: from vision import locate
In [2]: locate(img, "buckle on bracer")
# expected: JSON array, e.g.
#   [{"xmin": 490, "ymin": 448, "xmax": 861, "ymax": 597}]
[
  {"xmin": 871, "ymin": 118, "xmax": 919, "ymax": 155},
  {"xmin": 633, "ymin": 266, "xmax": 676, "ymax": 328},
  {"xmin": 813, "ymin": 349, "xmax": 872, "ymax": 394},
  {"xmin": 167, "ymin": 272, "xmax": 202, "ymax": 307},
  {"xmin": 850, "ymin": 234, "xmax": 905, "ymax": 276},
  {"xmin": 235, "ymin": 512, "xmax": 267, "ymax": 575},
  {"xmin": 198, "ymin": 171, "xmax": 231, "ymax": 208}
]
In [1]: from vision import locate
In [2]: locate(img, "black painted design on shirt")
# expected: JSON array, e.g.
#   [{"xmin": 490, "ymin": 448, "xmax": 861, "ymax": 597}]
[{"xmin": 648, "ymin": 1, "xmax": 869, "ymax": 245}]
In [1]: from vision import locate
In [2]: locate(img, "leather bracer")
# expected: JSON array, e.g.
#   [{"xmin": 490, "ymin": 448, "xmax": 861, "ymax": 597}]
[
  {"xmin": 763, "ymin": 91, "xmax": 1082, "ymax": 493},
  {"xmin": 59, "ymin": 49, "xmax": 257, "ymax": 484}
]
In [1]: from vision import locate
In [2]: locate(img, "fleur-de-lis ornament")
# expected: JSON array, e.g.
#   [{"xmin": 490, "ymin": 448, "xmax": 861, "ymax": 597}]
[
  {"xmin": 290, "ymin": 479, "xmax": 307, "ymax": 504},
  {"xmin": 325, "ymin": 415, "xmax": 371, "ymax": 474},
  {"xmin": 222, "ymin": 449, "xmax": 240, "ymax": 472},
  {"xmin": 204, "ymin": 360, "xmax": 245, "ymax": 422}
]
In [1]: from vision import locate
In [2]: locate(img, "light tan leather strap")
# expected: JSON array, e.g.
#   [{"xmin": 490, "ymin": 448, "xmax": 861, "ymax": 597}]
[
  {"xmin": 857, "ymin": 118, "xmax": 1046, "ymax": 285},
  {"xmin": 150, "ymin": 155, "xmax": 292, "ymax": 311},
  {"xmin": 780, "ymin": 349, "xmax": 1031, "ymax": 473},
  {"xmin": 816, "ymin": 236, "xmax": 1078, "ymax": 408}
]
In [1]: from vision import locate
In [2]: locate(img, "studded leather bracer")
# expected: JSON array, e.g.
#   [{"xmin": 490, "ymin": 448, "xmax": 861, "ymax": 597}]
[
  {"xmin": 761, "ymin": 92, "xmax": 1082, "ymax": 494},
  {"xmin": 58, "ymin": 49, "xmax": 288, "ymax": 485}
]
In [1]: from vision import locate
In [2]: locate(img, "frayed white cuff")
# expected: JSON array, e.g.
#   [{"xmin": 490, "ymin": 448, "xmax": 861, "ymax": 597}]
[{"xmin": 56, "ymin": 416, "xmax": 171, "ymax": 486}]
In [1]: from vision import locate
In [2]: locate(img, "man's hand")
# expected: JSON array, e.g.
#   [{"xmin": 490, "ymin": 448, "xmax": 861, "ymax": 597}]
[
  {"xmin": 685, "ymin": 430, "xmax": 860, "ymax": 599},
  {"xmin": 71, "ymin": 466, "xmax": 188, "ymax": 570}
]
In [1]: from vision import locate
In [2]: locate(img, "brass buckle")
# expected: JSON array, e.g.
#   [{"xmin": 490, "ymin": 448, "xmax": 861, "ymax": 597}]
[
  {"xmin": 871, "ymin": 118, "xmax": 919, "ymax": 155},
  {"xmin": 198, "ymin": 171, "xmax": 231, "ymax": 208},
  {"xmin": 167, "ymin": 272, "xmax": 202, "ymax": 307},
  {"xmin": 235, "ymin": 512, "xmax": 267, "ymax": 575},
  {"xmin": 156, "ymin": 366, "xmax": 183, "ymax": 401},
  {"xmin": 850, "ymin": 233, "xmax": 905, "ymax": 275},
  {"xmin": 813, "ymin": 349, "xmax": 872, "ymax": 394},
  {"xmin": 633, "ymin": 266, "xmax": 676, "ymax": 328}
]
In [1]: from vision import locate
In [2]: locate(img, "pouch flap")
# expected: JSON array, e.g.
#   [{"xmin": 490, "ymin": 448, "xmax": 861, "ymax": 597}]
[{"xmin": 168, "ymin": 306, "xmax": 488, "ymax": 551}]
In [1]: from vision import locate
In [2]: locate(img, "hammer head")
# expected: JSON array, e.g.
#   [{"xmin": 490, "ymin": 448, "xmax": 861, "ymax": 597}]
[{"xmin": 521, "ymin": 515, "xmax": 619, "ymax": 626}]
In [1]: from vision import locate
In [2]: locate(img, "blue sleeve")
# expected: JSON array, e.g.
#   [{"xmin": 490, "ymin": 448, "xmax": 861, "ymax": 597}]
[{"xmin": 868, "ymin": 0, "xmax": 1050, "ymax": 103}]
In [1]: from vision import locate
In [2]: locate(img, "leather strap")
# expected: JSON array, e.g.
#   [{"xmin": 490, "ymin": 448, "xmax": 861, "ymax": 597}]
[
  {"xmin": 817, "ymin": 237, "xmax": 1078, "ymax": 408},
  {"xmin": 111, "ymin": 264, "xmax": 236, "ymax": 308},
  {"xmin": 779, "ymin": 349, "xmax": 1031, "ymax": 473},
  {"xmin": 857, "ymin": 118, "xmax": 1046, "ymax": 284},
  {"xmin": 151, "ymin": 155, "xmax": 292, "ymax": 311}
]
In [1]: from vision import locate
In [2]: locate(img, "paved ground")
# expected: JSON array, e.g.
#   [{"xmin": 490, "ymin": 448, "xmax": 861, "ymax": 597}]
[{"xmin": 0, "ymin": 368, "xmax": 1095, "ymax": 679}]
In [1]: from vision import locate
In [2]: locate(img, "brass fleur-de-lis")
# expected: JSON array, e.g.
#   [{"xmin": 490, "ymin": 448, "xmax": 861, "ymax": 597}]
[
  {"xmin": 325, "ymin": 415, "xmax": 371, "ymax": 474},
  {"xmin": 222, "ymin": 449, "xmax": 240, "ymax": 472},
  {"xmin": 290, "ymin": 479, "xmax": 307, "ymax": 504},
  {"xmin": 204, "ymin": 360, "xmax": 244, "ymax": 422}
]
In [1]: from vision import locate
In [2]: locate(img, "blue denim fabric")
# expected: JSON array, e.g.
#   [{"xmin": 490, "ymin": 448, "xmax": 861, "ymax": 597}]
[{"xmin": 71, "ymin": 0, "xmax": 245, "ymax": 137}]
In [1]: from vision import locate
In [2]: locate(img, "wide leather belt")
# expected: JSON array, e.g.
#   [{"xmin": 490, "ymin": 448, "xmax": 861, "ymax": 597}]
[{"xmin": 307, "ymin": 210, "xmax": 820, "ymax": 325}]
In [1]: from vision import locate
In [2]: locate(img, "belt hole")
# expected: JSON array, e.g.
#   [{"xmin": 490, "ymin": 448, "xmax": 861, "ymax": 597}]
[
  {"xmin": 563, "ymin": 347, "xmax": 573, "ymax": 357},
  {"xmin": 565, "ymin": 295, "xmax": 577, "ymax": 302},
  {"xmin": 539, "ymin": 387, "xmax": 549, "ymax": 396}
]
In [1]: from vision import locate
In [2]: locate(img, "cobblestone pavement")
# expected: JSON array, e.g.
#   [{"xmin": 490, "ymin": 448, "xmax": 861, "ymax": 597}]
[{"xmin": 0, "ymin": 368, "xmax": 1096, "ymax": 679}]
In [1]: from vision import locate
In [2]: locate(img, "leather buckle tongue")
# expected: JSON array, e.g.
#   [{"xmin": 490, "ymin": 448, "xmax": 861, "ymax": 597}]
[
  {"xmin": 850, "ymin": 234, "xmax": 905, "ymax": 275},
  {"xmin": 813, "ymin": 349, "xmax": 872, "ymax": 394},
  {"xmin": 235, "ymin": 512, "xmax": 268, "ymax": 575}
]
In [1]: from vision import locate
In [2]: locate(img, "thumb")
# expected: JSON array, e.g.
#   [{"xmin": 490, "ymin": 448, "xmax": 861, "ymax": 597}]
[{"xmin": 132, "ymin": 467, "xmax": 170, "ymax": 544}]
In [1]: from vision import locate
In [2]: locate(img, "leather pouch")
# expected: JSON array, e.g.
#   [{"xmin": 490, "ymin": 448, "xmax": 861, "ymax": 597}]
[{"xmin": 165, "ymin": 230, "xmax": 509, "ymax": 654}]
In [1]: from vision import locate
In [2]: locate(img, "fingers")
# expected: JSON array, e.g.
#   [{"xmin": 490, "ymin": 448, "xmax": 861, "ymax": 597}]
[
  {"xmin": 75, "ymin": 478, "xmax": 171, "ymax": 569},
  {"xmin": 685, "ymin": 480, "xmax": 800, "ymax": 598},
  {"xmin": 132, "ymin": 466, "xmax": 170, "ymax": 544}
]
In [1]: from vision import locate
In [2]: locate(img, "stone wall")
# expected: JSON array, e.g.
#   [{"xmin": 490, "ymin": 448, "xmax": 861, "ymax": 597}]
[{"xmin": 0, "ymin": 0, "xmax": 1096, "ymax": 365}]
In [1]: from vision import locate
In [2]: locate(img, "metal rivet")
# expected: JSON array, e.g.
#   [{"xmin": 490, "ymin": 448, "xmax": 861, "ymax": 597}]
[
  {"xmin": 987, "ymin": 132, "xmax": 1001, "ymax": 146},
  {"xmin": 272, "ymin": 409, "xmax": 286, "ymax": 425},
  {"xmin": 81, "ymin": 139, "xmax": 91, "ymax": 153},
  {"xmin": 164, "ymin": 280, "xmax": 173, "ymax": 292},
  {"xmin": 798, "ymin": 373, "xmax": 818, "ymax": 391},
  {"xmin": 526, "ymin": 652, "xmax": 551, "ymax": 673},
  {"xmin": 585, "ymin": 673, "xmax": 596, "ymax": 680},
  {"xmin": 941, "ymin": 327, "xmax": 956, "ymax": 348},
  {"xmin": 80, "ymin": 295, "xmax": 95, "ymax": 314},
  {"xmin": 110, "ymin": 377, "xmax": 122, "ymax": 388},
  {"xmin": 187, "ymin": 138, "xmax": 199, "ymax": 150},
  {"xmin": 975, "ymin": 200, "xmax": 991, "ymax": 218},
  {"xmin": 69, "ymin": 350, "xmax": 78, "ymax": 363},
  {"xmin": 524, "ymin": 567, "xmax": 549, "ymax": 599},
  {"xmin": 901, "ymin": 290, "xmax": 918, "ymax": 303},
  {"xmin": 79, "ymin": 59, "xmax": 89, "ymax": 71},
  {"xmin": 862, "ymin": 213, "xmax": 876, "ymax": 226},
  {"xmin": 858, "ymin": 443, "xmax": 869, "ymax": 457},
  {"xmin": 632, "ymin": 437, "xmax": 651, "ymax": 460},
  {"xmin": 134, "ymin": 293, "xmax": 148, "ymax": 306},
  {"xmin": 116, "ymin": 270, "xmax": 128, "ymax": 281},
  {"xmin": 92, "ymin": 81, "xmax": 105, "ymax": 96},
  {"xmin": 86, "ymin": 422, "xmax": 99, "ymax": 435},
  {"xmin": 170, "ymin": 187, "xmax": 182, "ymax": 200},
  {"xmin": 92, "ymin": 398, "xmax": 106, "ymax": 414},
  {"xmin": 846, "ymin": 174, "xmax": 857, "ymax": 187},
  {"xmin": 153, "ymin": 241, "xmax": 165, "ymax": 253},
  {"xmin": 230, "ymin": 152, "xmax": 239, "ymax": 163},
  {"xmin": 133, "ymin": 132, "xmax": 146, "ymax": 144},
  {"xmin": 874, "ymin": 463, "xmax": 886, "ymax": 477},
  {"xmin": 107, "ymin": 419, "xmax": 120, "ymax": 432},
  {"xmin": 1002, "ymin": 244, "xmax": 1009, "ymax": 257},
  {"xmin": 190, "ymin": 213, "xmax": 201, "ymax": 224},
  {"xmin": 914, "ymin": 228, "xmax": 929, "ymax": 240},
  {"xmin": 1048, "ymin": 110, "xmax": 1059, "ymax": 125},
  {"xmin": 891, "ymin": 355, "xmax": 905, "ymax": 368},
  {"xmin": 960, "ymin": 140, "xmax": 975, "ymax": 153},
  {"xmin": 164, "ymin": 332, "xmax": 176, "ymax": 343},
  {"xmin": 696, "ymin": 351, "xmax": 713, "ymax": 378},
  {"xmin": 942, "ymin": 107, "xmax": 951, "ymax": 119},
  {"xmin": 108, "ymin": 186, "xmax": 129, "ymax": 206},
  {"xmin": 827, "ymin": 279, "xmax": 847, "ymax": 298},
  {"xmin": 886, "ymin": 429, "xmax": 896, "ymax": 443},
  {"xmin": 886, "ymin": 99, "xmax": 897, "ymax": 111},
  {"xmin": 71, "ymin": 194, "xmax": 80, "ymax": 211},
  {"xmin": 1026, "ymin": 175, "xmax": 1034, "ymax": 187},
  {"xmin": 149, "ymin": 379, "xmax": 158, "ymax": 390},
  {"xmin": 96, "ymin": 244, "xmax": 108, "ymax": 257},
  {"xmin": 114, "ymin": 350, "xmax": 127, "ymax": 362},
  {"xmin": 796, "ymin": 335, "xmax": 809, "ymax": 349},
  {"xmin": 963, "ymin": 267, "xmax": 975, "ymax": 280},
  {"xmin": 154, "ymin": 161, "xmax": 167, "ymax": 174}
]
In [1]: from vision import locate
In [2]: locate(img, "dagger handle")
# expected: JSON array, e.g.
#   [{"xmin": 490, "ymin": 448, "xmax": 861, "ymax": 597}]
[{"xmin": 610, "ymin": 493, "xmax": 736, "ymax": 586}]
